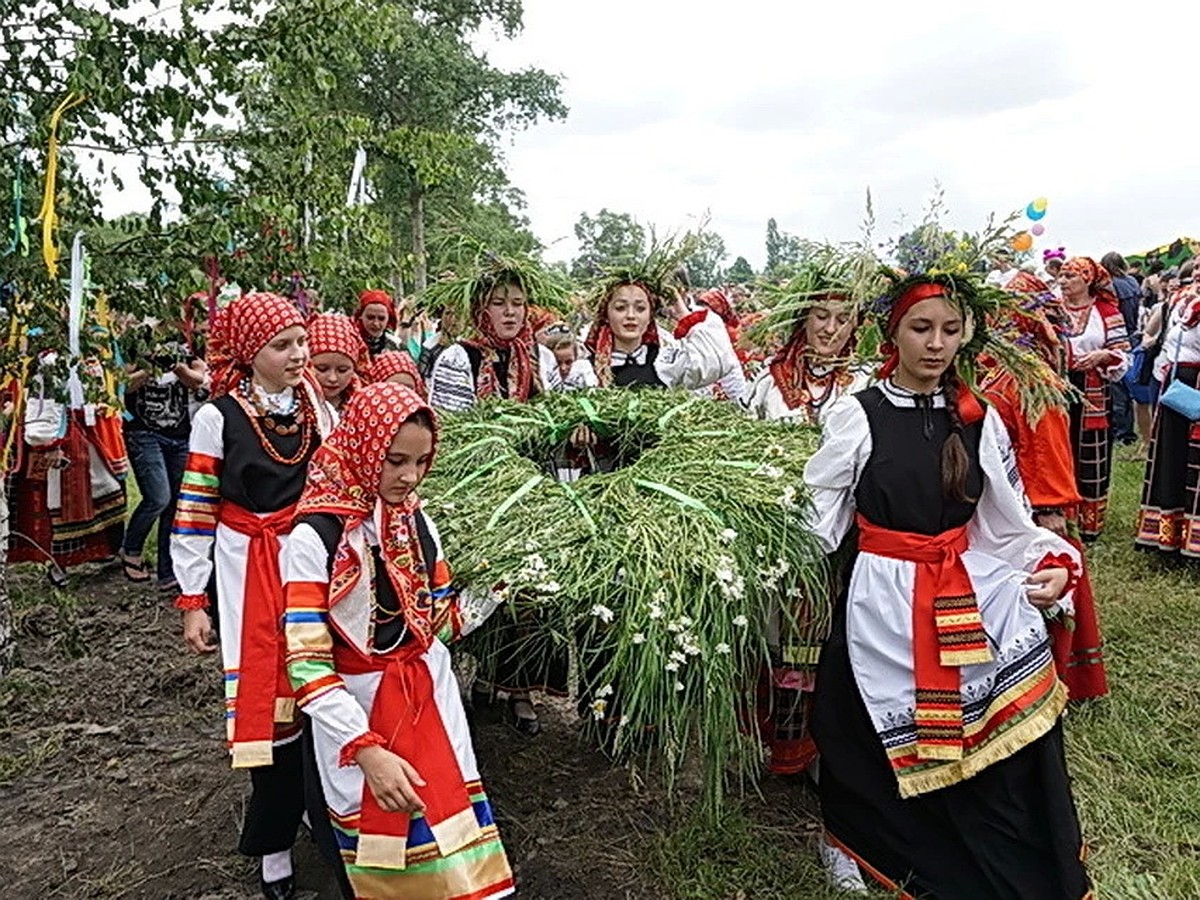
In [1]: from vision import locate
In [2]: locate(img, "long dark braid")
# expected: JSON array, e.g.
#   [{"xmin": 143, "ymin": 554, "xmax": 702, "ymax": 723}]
[{"xmin": 940, "ymin": 367, "xmax": 975, "ymax": 502}]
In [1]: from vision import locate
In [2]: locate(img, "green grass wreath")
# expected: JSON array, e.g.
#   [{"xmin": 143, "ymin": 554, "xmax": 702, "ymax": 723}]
[{"xmin": 423, "ymin": 389, "xmax": 830, "ymax": 811}]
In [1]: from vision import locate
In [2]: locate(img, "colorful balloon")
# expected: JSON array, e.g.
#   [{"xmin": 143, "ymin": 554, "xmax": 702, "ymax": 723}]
[
  {"xmin": 1025, "ymin": 203, "xmax": 1046, "ymax": 221},
  {"xmin": 1011, "ymin": 232, "xmax": 1034, "ymax": 252},
  {"xmin": 1031, "ymin": 223, "xmax": 1045, "ymax": 236},
  {"xmin": 1032, "ymin": 197, "xmax": 1048, "ymax": 212}
]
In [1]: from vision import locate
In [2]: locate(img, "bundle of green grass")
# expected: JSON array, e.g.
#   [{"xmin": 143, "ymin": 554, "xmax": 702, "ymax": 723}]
[{"xmin": 423, "ymin": 389, "xmax": 828, "ymax": 811}]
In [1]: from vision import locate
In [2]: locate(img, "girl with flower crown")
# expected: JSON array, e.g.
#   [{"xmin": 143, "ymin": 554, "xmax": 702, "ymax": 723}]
[
  {"xmin": 804, "ymin": 273, "xmax": 1091, "ymax": 899},
  {"xmin": 170, "ymin": 293, "xmax": 335, "ymax": 899},
  {"xmin": 282, "ymin": 382, "xmax": 512, "ymax": 899}
]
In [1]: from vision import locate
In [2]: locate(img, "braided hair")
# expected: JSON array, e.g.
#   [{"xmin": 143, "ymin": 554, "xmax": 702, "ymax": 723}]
[{"xmin": 939, "ymin": 366, "xmax": 976, "ymax": 503}]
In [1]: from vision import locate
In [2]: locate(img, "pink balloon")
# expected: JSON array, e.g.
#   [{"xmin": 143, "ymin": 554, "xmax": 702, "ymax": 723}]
[{"xmin": 1031, "ymin": 223, "xmax": 1045, "ymax": 236}]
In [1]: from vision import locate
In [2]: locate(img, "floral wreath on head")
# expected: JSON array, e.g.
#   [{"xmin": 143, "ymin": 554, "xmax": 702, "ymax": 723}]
[{"xmin": 865, "ymin": 207, "xmax": 1072, "ymax": 423}]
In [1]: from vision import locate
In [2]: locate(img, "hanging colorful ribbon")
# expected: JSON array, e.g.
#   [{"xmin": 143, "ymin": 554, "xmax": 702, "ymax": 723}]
[
  {"xmin": 4, "ymin": 156, "xmax": 26, "ymax": 257},
  {"xmin": 38, "ymin": 92, "xmax": 87, "ymax": 280},
  {"xmin": 66, "ymin": 231, "xmax": 85, "ymax": 410}
]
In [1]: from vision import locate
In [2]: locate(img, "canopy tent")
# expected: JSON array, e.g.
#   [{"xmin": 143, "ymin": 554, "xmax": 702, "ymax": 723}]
[{"xmin": 1127, "ymin": 237, "xmax": 1198, "ymax": 271}]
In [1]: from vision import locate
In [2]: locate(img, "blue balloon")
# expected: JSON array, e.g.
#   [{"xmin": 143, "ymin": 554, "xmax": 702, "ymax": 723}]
[{"xmin": 1026, "ymin": 203, "xmax": 1046, "ymax": 221}]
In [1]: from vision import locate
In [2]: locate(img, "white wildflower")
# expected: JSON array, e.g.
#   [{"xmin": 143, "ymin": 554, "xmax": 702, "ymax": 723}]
[
  {"xmin": 715, "ymin": 642, "xmax": 732, "ymax": 655},
  {"xmin": 715, "ymin": 555, "xmax": 737, "ymax": 584},
  {"xmin": 732, "ymin": 614, "xmax": 749, "ymax": 628},
  {"xmin": 682, "ymin": 641, "xmax": 702, "ymax": 657},
  {"xmin": 669, "ymin": 650, "xmax": 687, "ymax": 665},
  {"xmin": 667, "ymin": 619, "xmax": 683, "ymax": 633},
  {"xmin": 619, "ymin": 715, "xmax": 631, "ymax": 727},
  {"xmin": 678, "ymin": 615, "xmax": 693, "ymax": 628},
  {"xmin": 591, "ymin": 603, "xmax": 614, "ymax": 624},
  {"xmin": 647, "ymin": 602, "xmax": 664, "ymax": 621},
  {"xmin": 590, "ymin": 699, "xmax": 608, "ymax": 720},
  {"xmin": 755, "ymin": 544, "xmax": 768, "ymax": 558},
  {"xmin": 665, "ymin": 661, "xmax": 680, "ymax": 673},
  {"xmin": 755, "ymin": 463, "xmax": 784, "ymax": 479},
  {"xmin": 719, "ymin": 527, "xmax": 738, "ymax": 544},
  {"xmin": 631, "ymin": 632, "xmax": 646, "ymax": 644},
  {"xmin": 653, "ymin": 587, "xmax": 668, "ymax": 604},
  {"xmin": 538, "ymin": 580, "xmax": 561, "ymax": 594},
  {"xmin": 675, "ymin": 681, "xmax": 685, "ymax": 692},
  {"xmin": 596, "ymin": 683, "xmax": 614, "ymax": 698},
  {"xmin": 778, "ymin": 485, "xmax": 799, "ymax": 510},
  {"xmin": 766, "ymin": 444, "xmax": 786, "ymax": 458}
]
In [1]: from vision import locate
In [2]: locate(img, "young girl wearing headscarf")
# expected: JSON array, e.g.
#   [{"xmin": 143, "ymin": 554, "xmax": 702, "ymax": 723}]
[
  {"xmin": 307, "ymin": 312, "xmax": 373, "ymax": 416},
  {"xmin": 283, "ymin": 382, "xmax": 512, "ymax": 899},
  {"xmin": 170, "ymin": 292, "xmax": 334, "ymax": 898}
]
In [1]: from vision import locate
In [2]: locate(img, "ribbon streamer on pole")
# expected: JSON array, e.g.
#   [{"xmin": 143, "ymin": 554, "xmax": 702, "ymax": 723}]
[
  {"xmin": 65, "ymin": 231, "xmax": 85, "ymax": 410},
  {"xmin": 38, "ymin": 92, "xmax": 86, "ymax": 279},
  {"xmin": 346, "ymin": 145, "xmax": 367, "ymax": 208}
]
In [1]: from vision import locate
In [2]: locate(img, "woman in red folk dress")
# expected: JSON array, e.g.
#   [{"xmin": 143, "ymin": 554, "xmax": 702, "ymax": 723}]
[
  {"xmin": 982, "ymin": 271, "xmax": 1108, "ymax": 701},
  {"xmin": 1057, "ymin": 257, "xmax": 1130, "ymax": 541},
  {"xmin": 171, "ymin": 293, "xmax": 334, "ymax": 900}
]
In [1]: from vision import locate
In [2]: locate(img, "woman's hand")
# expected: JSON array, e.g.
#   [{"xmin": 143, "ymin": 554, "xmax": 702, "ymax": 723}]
[
  {"xmin": 1073, "ymin": 350, "xmax": 1112, "ymax": 371},
  {"xmin": 357, "ymin": 745, "xmax": 427, "ymax": 813},
  {"xmin": 1024, "ymin": 567, "xmax": 1069, "ymax": 609},
  {"xmin": 569, "ymin": 424, "xmax": 595, "ymax": 448},
  {"xmin": 182, "ymin": 609, "xmax": 217, "ymax": 654}
]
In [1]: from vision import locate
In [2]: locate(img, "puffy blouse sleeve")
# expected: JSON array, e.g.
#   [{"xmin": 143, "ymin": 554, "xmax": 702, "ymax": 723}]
[
  {"xmin": 968, "ymin": 407, "xmax": 1080, "ymax": 613},
  {"xmin": 654, "ymin": 310, "xmax": 736, "ymax": 391},
  {"xmin": 802, "ymin": 395, "xmax": 871, "ymax": 554}
]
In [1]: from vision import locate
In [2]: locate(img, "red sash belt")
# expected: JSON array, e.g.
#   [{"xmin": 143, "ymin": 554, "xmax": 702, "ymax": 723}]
[
  {"xmin": 856, "ymin": 514, "xmax": 993, "ymax": 761},
  {"xmin": 335, "ymin": 640, "xmax": 480, "ymax": 869},
  {"xmin": 219, "ymin": 501, "xmax": 298, "ymax": 768}
]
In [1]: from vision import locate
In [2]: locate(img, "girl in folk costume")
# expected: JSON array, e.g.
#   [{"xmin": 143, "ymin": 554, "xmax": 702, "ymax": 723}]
[
  {"xmin": 425, "ymin": 258, "xmax": 567, "ymax": 734},
  {"xmin": 372, "ymin": 350, "xmax": 427, "ymax": 398},
  {"xmin": 982, "ymin": 271, "xmax": 1109, "ymax": 700},
  {"xmin": 284, "ymin": 383, "xmax": 512, "ymax": 900},
  {"xmin": 739, "ymin": 260, "xmax": 877, "ymax": 893},
  {"xmin": 427, "ymin": 266, "xmax": 562, "ymax": 413},
  {"xmin": 1058, "ymin": 257, "xmax": 1130, "ymax": 540},
  {"xmin": 567, "ymin": 275, "xmax": 735, "ymax": 392},
  {"xmin": 694, "ymin": 287, "xmax": 749, "ymax": 401},
  {"xmin": 356, "ymin": 290, "xmax": 403, "ymax": 359},
  {"xmin": 805, "ymin": 271, "xmax": 1091, "ymax": 900},
  {"xmin": 171, "ymin": 293, "xmax": 334, "ymax": 900},
  {"xmin": 307, "ymin": 312, "xmax": 373, "ymax": 416},
  {"xmin": 1136, "ymin": 285, "xmax": 1200, "ymax": 560}
]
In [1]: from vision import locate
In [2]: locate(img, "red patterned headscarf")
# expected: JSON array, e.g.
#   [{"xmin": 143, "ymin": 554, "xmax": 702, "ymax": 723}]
[
  {"xmin": 307, "ymin": 313, "xmax": 371, "ymax": 374},
  {"xmin": 461, "ymin": 282, "xmax": 539, "ymax": 402},
  {"xmin": 207, "ymin": 292, "xmax": 304, "ymax": 398},
  {"xmin": 583, "ymin": 281, "xmax": 661, "ymax": 387},
  {"xmin": 1061, "ymin": 257, "xmax": 1119, "ymax": 311},
  {"xmin": 372, "ymin": 351, "xmax": 426, "ymax": 398},
  {"xmin": 296, "ymin": 382, "xmax": 445, "ymax": 650}
]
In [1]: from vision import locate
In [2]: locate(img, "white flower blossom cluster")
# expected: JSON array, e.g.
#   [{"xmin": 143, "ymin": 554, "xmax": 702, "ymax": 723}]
[
  {"xmin": 715, "ymin": 555, "xmax": 746, "ymax": 601},
  {"xmin": 591, "ymin": 603, "xmax": 614, "ymax": 624},
  {"xmin": 515, "ymin": 550, "xmax": 562, "ymax": 595},
  {"xmin": 757, "ymin": 556, "xmax": 792, "ymax": 590},
  {"xmin": 754, "ymin": 463, "xmax": 784, "ymax": 479},
  {"xmin": 777, "ymin": 485, "xmax": 799, "ymax": 510},
  {"xmin": 719, "ymin": 528, "xmax": 738, "ymax": 544}
]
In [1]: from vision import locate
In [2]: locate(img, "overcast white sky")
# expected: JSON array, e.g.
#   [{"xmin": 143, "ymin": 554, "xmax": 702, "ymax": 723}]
[{"xmin": 480, "ymin": 0, "xmax": 1200, "ymax": 269}]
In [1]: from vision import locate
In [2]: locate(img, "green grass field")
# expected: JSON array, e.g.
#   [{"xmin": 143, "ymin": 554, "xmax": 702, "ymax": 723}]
[{"xmin": 646, "ymin": 457, "xmax": 1200, "ymax": 898}]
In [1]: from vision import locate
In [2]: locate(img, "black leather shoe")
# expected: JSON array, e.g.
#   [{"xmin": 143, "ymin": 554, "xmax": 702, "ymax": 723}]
[
  {"xmin": 261, "ymin": 876, "xmax": 296, "ymax": 900},
  {"xmin": 508, "ymin": 698, "xmax": 542, "ymax": 737}
]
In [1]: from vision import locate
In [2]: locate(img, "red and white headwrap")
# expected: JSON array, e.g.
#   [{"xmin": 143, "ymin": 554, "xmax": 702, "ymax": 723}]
[
  {"xmin": 372, "ymin": 351, "xmax": 426, "ymax": 398},
  {"xmin": 462, "ymin": 286, "xmax": 539, "ymax": 402},
  {"xmin": 307, "ymin": 312, "xmax": 372, "ymax": 375},
  {"xmin": 877, "ymin": 280, "xmax": 984, "ymax": 425},
  {"xmin": 355, "ymin": 289, "xmax": 398, "ymax": 332},
  {"xmin": 208, "ymin": 292, "xmax": 304, "ymax": 398},
  {"xmin": 296, "ymin": 382, "xmax": 442, "ymax": 649}
]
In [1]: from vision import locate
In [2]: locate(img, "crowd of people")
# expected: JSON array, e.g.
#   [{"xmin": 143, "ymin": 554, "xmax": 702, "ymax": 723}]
[{"xmin": 5, "ymin": 236, "xmax": 1199, "ymax": 900}]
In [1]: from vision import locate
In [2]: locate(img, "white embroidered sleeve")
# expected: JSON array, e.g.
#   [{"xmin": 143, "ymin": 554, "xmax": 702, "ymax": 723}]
[
  {"xmin": 802, "ymin": 396, "xmax": 870, "ymax": 554},
  {"xmin": 655, "ymin": 310, "xmax": 736, "ymax": 391}
]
